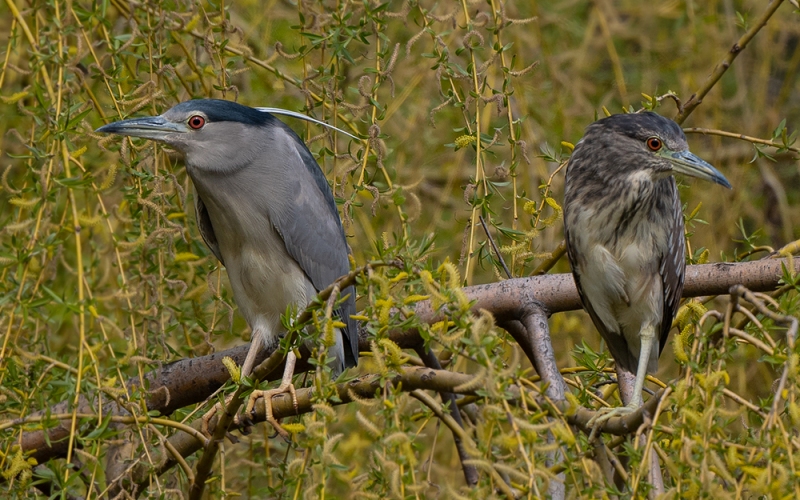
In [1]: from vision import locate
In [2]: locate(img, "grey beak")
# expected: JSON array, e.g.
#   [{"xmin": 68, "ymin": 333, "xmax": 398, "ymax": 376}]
[
  {"xmin": 668, "ymin": 150, "xmax": 732, "ymax": 189},
  {"xmin": 96, "ymin": 116, "xmax": 187, "ymax": 141}
]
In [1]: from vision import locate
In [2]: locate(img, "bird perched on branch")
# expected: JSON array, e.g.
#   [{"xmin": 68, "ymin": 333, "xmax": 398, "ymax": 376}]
[
  {"xmin": 563, "ymin": 111, "xmax": 730, "ymax": 428},
  {"xmin": 97, "ymin": 99, "xmax": 359, "ymax": 435}
]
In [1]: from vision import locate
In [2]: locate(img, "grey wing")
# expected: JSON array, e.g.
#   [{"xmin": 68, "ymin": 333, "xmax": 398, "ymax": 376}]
[
  {"xmin": 269, "ymin": 127, "xmax": 359, "ymax": 367},
  {"xmin": 195, "ymin": 193, "xmax": 225, "ymax": 265},
  {"xmin": 564, "ymin": 219, "xmax": 638, "ymax": 373},
  {"xmin": 658, "ymin": 181, "xmax": 686, "ymax": 356}
]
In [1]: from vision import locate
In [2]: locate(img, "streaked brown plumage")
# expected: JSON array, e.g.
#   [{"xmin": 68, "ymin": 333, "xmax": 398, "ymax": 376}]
[{"xmin": 564, "ymin": 112, "xmax": 730, "ymax": 419}]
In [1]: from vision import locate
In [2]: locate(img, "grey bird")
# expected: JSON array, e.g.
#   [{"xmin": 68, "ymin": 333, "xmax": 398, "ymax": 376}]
[
  {"xmin": 97, "ymin": 99, "xmax": 359, "ymax": 434},
  {"xmin": 563, "ymin": 112, "xmax": 730, "ymax": 426}
]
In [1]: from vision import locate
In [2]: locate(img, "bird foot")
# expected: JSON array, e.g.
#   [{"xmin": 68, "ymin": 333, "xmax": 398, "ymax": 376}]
[
  {"xmin": 201, "ymin": 397, "xmax": 225, "ymax": 438},
  {"xmin": 201, "ymin": 393, "xmax": 251, "ymax": 438},
  {"xmin": 587, "ymin": 403, "xmax": 638, "ymax": 442},
  {"xmin": 246, "ymin": 382, "xmax": 298, "ymax": 440}
]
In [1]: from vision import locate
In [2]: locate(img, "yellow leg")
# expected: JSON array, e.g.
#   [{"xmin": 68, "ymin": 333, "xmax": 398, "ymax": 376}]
[
  {"xmin": 630, "ymin": 324, "xmax": 656, "ymax": 408},
  {"xmin": 201, "ymin": 332, "xmax": 272, "ymax": 437},
  {"xmin": 241, "ymin": 332, "xmax": 265, "ymax": 378},
  {"xmin": 246, "ymin": 350, "xmax": 298, "ymax": 439},
  {"xmin": 201, "ymin": 392, "xmax": 240, "ymax": 437},
  {"xmin": 588, "ymin": 324, "xmax": 656, "ymax": 440}
]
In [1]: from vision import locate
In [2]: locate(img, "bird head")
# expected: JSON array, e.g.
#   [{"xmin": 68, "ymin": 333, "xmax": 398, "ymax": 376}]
[
  {"xmin": 575, "ymin": 111, "xmax": 731, "ymax": 189},
  {"xmin": 96, "ymin": 99, "xmax": 356, "ymax": 174}
]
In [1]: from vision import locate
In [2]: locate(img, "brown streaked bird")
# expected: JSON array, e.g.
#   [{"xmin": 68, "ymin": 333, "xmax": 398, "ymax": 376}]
[{"xmin": 563, "ymin": 112, "xmax": 731, "ymax": 429}]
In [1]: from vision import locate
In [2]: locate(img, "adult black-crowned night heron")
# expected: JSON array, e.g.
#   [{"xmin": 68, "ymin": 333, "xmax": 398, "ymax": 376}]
[
  {"xmin": 97, "ymin": 99, "xmax": 358, "ymax": 434},
  {"xmin": 564, "ymin": 112, "xmax": 730, "ymax": 426}
]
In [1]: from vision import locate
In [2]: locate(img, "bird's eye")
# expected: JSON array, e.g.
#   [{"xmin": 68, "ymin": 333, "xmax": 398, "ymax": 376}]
[
  {"xmin": 646, "ymin": 137, "xmax": 662, "ymax": 151},
  {"xmin": 188, "ymin": 115, "xmax": 206, "ymax": 130}
]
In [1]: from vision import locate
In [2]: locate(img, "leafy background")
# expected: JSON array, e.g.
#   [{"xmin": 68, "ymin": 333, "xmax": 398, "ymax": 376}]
[{"xmin": 0, "ymin": 0, "xmax": 799, "ymax": 498}]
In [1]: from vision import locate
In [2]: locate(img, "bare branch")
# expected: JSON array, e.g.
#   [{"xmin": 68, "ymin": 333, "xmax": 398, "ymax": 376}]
[
  {"xmin": 674, "ymin": 0, "xmax": 786, "ymax": 123},
  {"xmin": 9, "ymin": 258, "xmax": 800, "ymax": 487}
]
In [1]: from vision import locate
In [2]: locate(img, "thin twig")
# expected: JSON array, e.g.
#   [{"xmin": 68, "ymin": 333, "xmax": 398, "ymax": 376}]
[
  {"xmin": 410, "ymin": 389, "xmax": 516, "ymax": 499},
  {"xmin": 674, "ymin": 0, "xmax": 786, "ymax": 123},
  {"xmin": 414, "ymin": 346, "xmax": 479, "ymax": 486},
  {"xmin": 684, "ymin": 127, "xmax": 800, "ymax": 154},
  {"xmin": 729, "ymin": 285, "xmax": 798, "ymax": 428},
  {"xmin": 531, "ymin": 240, "xmax": 566, "ymax": 276},
  {"xmin": 479, "ymin": 215, "xmax": 512, "ymax": 279}
]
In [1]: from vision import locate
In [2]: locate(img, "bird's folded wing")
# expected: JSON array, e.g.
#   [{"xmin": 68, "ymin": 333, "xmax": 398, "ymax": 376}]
[
  {"xmin": 195, "ymin": 194, "xmax": 225, "ymax": 265},
  {"xmin": 268, "ymin": 126, "xmax": 359, "ymax": 365},
  {"xmin": 658, "ymin": 181, "xmax": 686, "ymax": 355}
]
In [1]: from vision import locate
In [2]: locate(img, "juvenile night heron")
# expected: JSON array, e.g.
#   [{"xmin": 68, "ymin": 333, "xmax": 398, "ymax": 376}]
[
  {"xmin": 97, "ymin": 99, "xmax": 359, "ymax": 434},
  {"xmin": 564, "ymin": 112, "xmax": 730, "ymax": 426}
]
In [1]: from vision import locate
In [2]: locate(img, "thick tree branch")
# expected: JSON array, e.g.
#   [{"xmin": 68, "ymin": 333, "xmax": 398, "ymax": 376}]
[
  {"xmin": 125, "ymin": 366, "xmax": 664, "ymax": 495},
  {"xmin": 9, "ymin": 259, "xmax": 799, "ymax": 476}
]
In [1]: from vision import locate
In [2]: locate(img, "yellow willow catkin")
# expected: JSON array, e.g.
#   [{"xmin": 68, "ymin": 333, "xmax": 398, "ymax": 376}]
[
  {"xmin": 99, "ymin": 163, "xmax": 118, "ymax": 190},
  {"xmin": 8, "ymin": 197, "xmax": 38, "ymax": 208}
]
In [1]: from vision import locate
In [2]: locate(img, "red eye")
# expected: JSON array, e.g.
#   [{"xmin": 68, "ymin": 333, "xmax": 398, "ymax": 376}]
[
  {"xmin": 188, "ymin": 115, "xmax": 206, "ymax": 130},
  {"xmin": 646, "ymin": 137, "xmax": 662, "ymax": 151}
]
